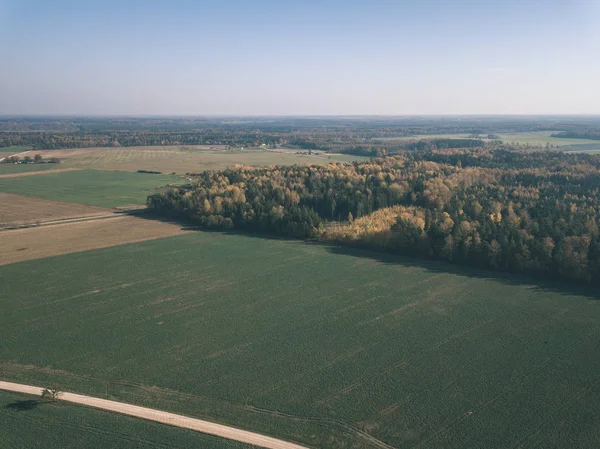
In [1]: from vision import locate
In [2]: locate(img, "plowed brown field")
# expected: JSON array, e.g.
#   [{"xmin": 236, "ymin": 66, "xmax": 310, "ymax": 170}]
[
  {"xmin": 0, "ymin": 215, "xmax": 189, "ymax": 265},
  {"xmin": 0, "ymin": 193, "xmax": 111, "ymax": 225}
]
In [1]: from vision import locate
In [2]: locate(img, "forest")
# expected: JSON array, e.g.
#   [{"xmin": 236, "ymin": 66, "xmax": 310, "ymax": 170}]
[
  {"xmin": 552, "ymin": 130, "xmax": 600, "ymax": 140},
  {"xmin": 333, "ymin": 138, "xmax": 488, "ymax": 156},
  {"xmin": 0, "ymin": 130, "xmax": 487, "ymax": 154},
  {"xmin": 2, "ymin": 116, "xmax": 600, "ymax": 150},
  {"xmin": 0, "ymin": 130, "xmax": 283, "ymax": 149},
  {"xmin": 148, "ymin": 147, "xmax": 600, "ymax": 285}
]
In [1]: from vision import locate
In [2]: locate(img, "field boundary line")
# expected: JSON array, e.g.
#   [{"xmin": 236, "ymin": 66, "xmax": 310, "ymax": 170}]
[
  {"xmin": 0, "ymin": 210, "xmax": 147, "ymax": 231},
  {"xmin": 0, "ymin": 380, "xmax": 310, "ymax": 449},
  {"xmin": 0, "ymin": 168, "xmax": 84, "ymax": 178}
]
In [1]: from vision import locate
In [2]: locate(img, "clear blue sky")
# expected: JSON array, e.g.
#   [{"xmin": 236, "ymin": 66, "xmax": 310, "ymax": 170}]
[{"xmin": 1, "ymin": 0, "xmax": 598, "ymax": 115}]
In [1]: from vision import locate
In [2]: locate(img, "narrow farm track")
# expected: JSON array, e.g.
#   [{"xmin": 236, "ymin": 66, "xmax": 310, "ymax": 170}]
[
  {"xmin": 0, "ymin": 381, "xmax": 310, "ymax": 449},
  {"xmin": 0, "ymin": 150, "xmax": 31, "ymax": 163},
  {"xmin": 0, "ymin": 210, "xmax": 143, "ymax": 231}
]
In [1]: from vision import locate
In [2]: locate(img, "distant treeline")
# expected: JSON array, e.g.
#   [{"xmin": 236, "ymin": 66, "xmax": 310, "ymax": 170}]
[
  {"xmin": 338, "ymin": 139, "xmax": 488, "ymax": 156},
  {"xmin": 148, "ymin": 148, "xmax": 600, "ymax": 285},
  {"xmin": 3, "ymin": 117, "xmax": 597, "ymax": 152},
  {"xmin": 0, "ymin": 129, "xmax": 487, "ymax": 156},
  {"xmin": 3, "ymin": 115, "xmax": 599, "ymax": 154},
  {"xmin": 3, "ymin": 116, "xmax": 600, "ymax": 133},
  {"xmin": 285, "ymin": 138, "xmax": 489, "ymax": 156},
  {"xmin": 552, "ymin": 131, "xmax": 600, "ymax": 141},
  {"xmin": 0, "ymin": 131, "xmax": 282, "ymax": 150}
]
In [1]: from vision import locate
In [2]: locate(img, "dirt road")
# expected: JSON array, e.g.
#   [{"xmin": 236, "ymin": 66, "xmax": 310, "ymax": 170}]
[
  {"xmin": 0, "ymin": 150, "xmax": 31, "ymax": 163},
  {"xmin": 0, "ymin": 211, "xmax": 132, "ymax": 231},
  {"xmin": 0, "ymin": 381, "xmax": 309, "ymax": 449}
]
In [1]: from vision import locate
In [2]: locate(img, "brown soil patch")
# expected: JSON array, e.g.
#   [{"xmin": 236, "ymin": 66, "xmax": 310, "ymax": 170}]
[
  {"xmin": 0, "ymin": 168, "xmax": 81, "ymax": 178},
  {"xmin": 0, "ymin": 215, "xmax": 190, "ymax": 265},
  {"xmin": 22, "ymin": 147, "xmax": 344, "ymax": 174},
  {"xmin": 0, "ymin": 193, "xmax": 111, "ymax": 225},
  {"xmin": 21, "ymin": 149, "xmax": 96, "ymax": 158}
]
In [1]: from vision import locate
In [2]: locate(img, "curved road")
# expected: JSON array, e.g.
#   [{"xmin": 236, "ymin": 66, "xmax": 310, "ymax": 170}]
[
  {"xmin": 0, "ymin": 381, "xmax": 310, "ymax": 449},
  {"xmin": 0, "ymin": 150, "xmax": 33, "ymax": 163}
]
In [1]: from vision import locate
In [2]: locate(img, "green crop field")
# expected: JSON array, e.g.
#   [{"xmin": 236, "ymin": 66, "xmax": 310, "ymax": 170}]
[
  {"xmin": 0, "ymin": 163, "xmax": 66, "ymax": 175},
  {"xmin": 0, "ymin": 169, "xmax": 182, "ymax": 208},
  {"xmin": 327, "ymin": 153, "xmax": 369, "ymax": 163},
  {"xmin": 1, "ymin": 232, "xmax": 599, "ymax": 449},
  {"xmin": 0, "ymin": 390, "xmax": 258, "ymax": 449}
]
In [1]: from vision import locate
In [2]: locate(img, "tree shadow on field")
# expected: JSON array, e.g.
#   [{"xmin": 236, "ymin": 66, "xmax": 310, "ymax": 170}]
[
  {"xmin": 136, "ymin": 212, "xmax": 600, "ymax": 301},
  {"xmin": 127, "ymin": 210, "xmax": 204, "ymax": 231},
  {"xmin": 5, "ymin": 400, "xmax": 43, "ymax": 411},
  {"xmin": 323, "ymin": 243, "xmax": 600, "ymax": 301}
]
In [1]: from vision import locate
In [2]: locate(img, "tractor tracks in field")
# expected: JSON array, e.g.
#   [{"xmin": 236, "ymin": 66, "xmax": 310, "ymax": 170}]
[
  {"xmin": 0, "ymin": 371, "xmax": 396, "ymax": 449},
  {"xmin": 0, "ymin": 209, "xmax": 146, "ymax": 231},
  {"xmin": 0, "ymin": 381, "xmax": 309, "ymax": 449}
]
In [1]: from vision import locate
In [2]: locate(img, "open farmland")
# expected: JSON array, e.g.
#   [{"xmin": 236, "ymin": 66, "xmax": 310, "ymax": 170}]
[
  {"xmin": 0, "ymin": 390, "xmax": 258, "ymax": 449},
  {"xmin": 0, "ymin": 215, "xmax": 189, "ymax": 265},
  {"xmin": 1, "ymin": 232, "xmax": 599, "ymax": 449},
  {"xmin": 0, "ymin": 168, "xmax": 82, "ymax": 178},
  {"xmin": 374, "ymin": 134, "xmax": 477, "ymax": 142},
  {"xmin": 561, "ymin": 143, "xmax": 600, "ymax": 153},
  {"xmin": 0, "ymin": 193, "xmax": 111, "ymax": 226},
  {"xmin": 0, "ymin": 169, "xmax": 181, "ymax": 208},
  {"xmin": 0, "ymin": 146, "xmax": 31, "ymax": 156},
  {"xmin": 493, "ymin": 131, "xmax": 600, "ymax": 146},
  {"xmin": 375, "ymin": 131, "xmax": 600, "ymax": 148},
  {"xmin": 0, "ymin": 163, "xmax": 74, "ymax": 176},
  {"xmin": 16, "ymin": 146, "xmax": 365, "ymax": 174}
]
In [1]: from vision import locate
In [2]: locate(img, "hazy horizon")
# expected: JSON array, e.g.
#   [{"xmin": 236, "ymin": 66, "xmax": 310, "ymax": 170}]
[
  {"xmin": 1, "ymin": 0, "xmax": 599, "ymax": 116},
  {"xmin": 3, "ymin": 114, "xmax": 600, "ymax": 119}
]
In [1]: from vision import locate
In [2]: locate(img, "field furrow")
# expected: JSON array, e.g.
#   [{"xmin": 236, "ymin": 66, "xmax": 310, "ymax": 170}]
[{"xmin": 1, "ymin": 232, "xmax": 599, "ymax": 448}]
